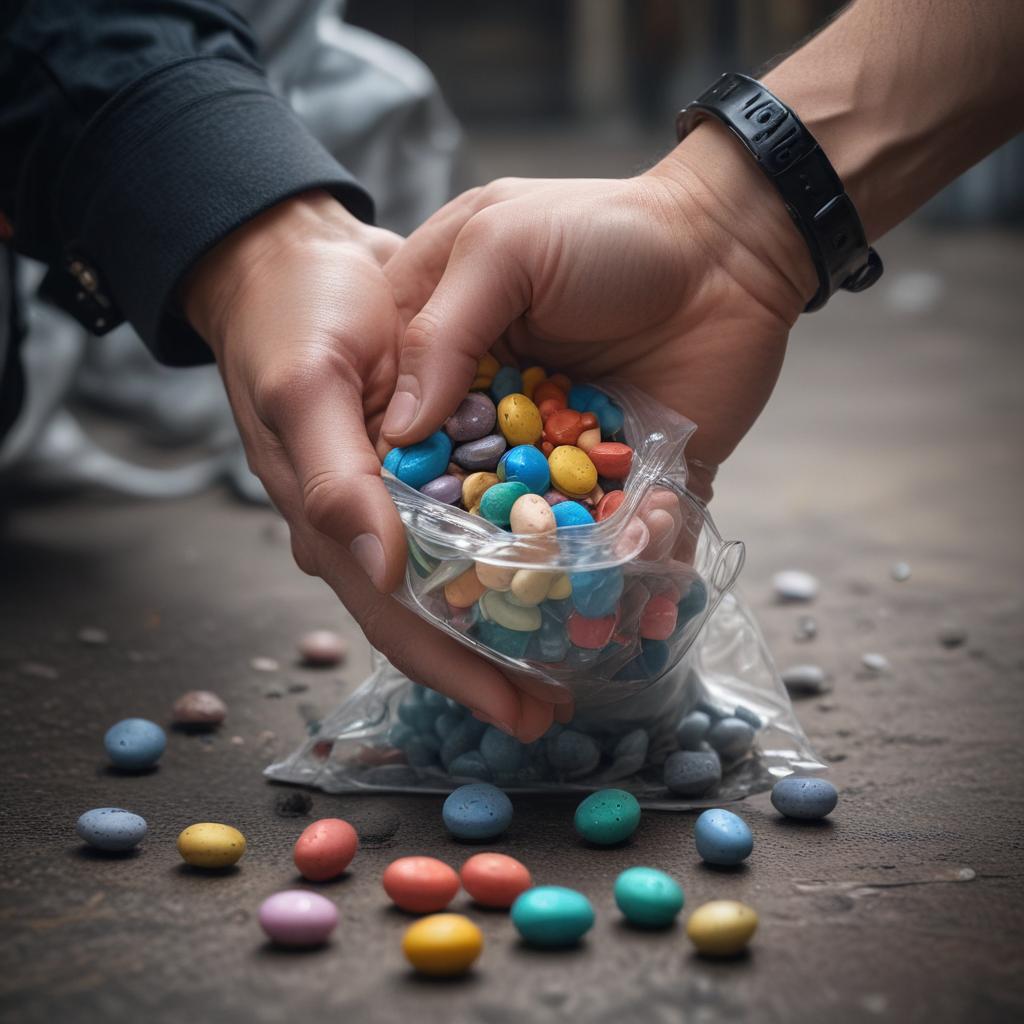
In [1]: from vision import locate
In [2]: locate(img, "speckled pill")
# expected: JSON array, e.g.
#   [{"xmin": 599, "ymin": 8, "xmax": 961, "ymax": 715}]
[
  {"xmin": 511, "ymin": 886, "xmax": 595, "ymax": 948},
  {"xmin": 443, "ymin": 783, "xmax": 513, "ymax": 840},
  {"xmin": 452, "ymin": 434, "xmax": 507, "ymax": 473},
  {"xmin": 707, "ymin": 717, "xmax": 756, "ymax": 760},
  {"xmin": 770, "ymin": 777, "xmax": 839, "ymax": 820},
  {"xmin": 479, "ymin": 481, "xmax": 529, "ymax": 527},
  {"xmin": 496, "ymin": 394, "xmax": 543, "ymax": 446},
  {"xmin": 570, "ymin": 567, "xmax": 624, "ymax": 617},
  {"xmin": 383, "ymin": 431, "xmax": 453, "ymax": 489},
  {"xmin": 477, "ymin": 352, "xmax": 500, "ymax": 379},
  {"xmin": 480, "ymin": 590, "xmax": 542, "ymax": 632},
  {"xmin": 441, "ymin": 718, "xmax": 488, "ymax": 768},
  {"xmin": 460, "ymin": 852, "xmax": 532, "ymax": 908},
  {"xmin": 567, "ymin": 383, "xmax": 603, "ymax": 412},
  {"xmin": 177, "ymin": 822, "xmax": 246, "ymax": 869},
  {"xmin": 519, "ymin": 366, "xmax": 546, "ymax": 399},
  {"xmin": 663, "ymin": 750, "xmax": 721, "ymax": 797},
  {"xmin": 509, "ymin": 493, "xmax": 556, "ymax": 534},
  {"xmin": 498, "ymin": 445, "xmax": 551, "ymax": 495},
  {"xmin": 293, "ymin": 818, "xmax": 358, "ymax": 881},
  {"xmin": 548, "ymin": 445, "xmax": 597, "ymax": 498},
  {"xmin": 542, "ymin": 409, "xmax": 585, "ymax": 447},
  {"xmin": 479, "ymin": 727, "xmax": 525, "ymax": 772},
  {"xmin": 476, "ymin": 619, "xmax": 533, "ymax": 658},
  {"xmin": 567, "ymin": 610, "xmax": 618, "ymax": 649},
  {"xmin": 614, "ymin": 867, "xmax": 684, "ymax": 928},
  {"xmin": 462, "ymin": 471, "xmax": 499, "ymax": 509},
  {"xmin": 259, "ymin": 890, "xmax": 338, "ymax": 947},
  {"xmin": 76, "ymin": 807, "xmax": 147, "ymax": 851},
  {"xmin": 172, "ymin": 690, "xmax": 227, "ymax": 728},
  {"xmin": 403, "ymin": 913, "xmax": 483, "ymax": 976},
  {"xmin": 445, "ymin": 392, "xmax": 497, "ymax": 442},
  {"xmin": 448, "ymin": 751, "xmax": 493, "ymax": 781},
  {"xmin": 420, "ymin": 474, "xmax": 464, "ymax": 504},
  {"xmin": 574, "ymin": 789, "xmax": 641, "ymax": 845},
  {"xmin": 576, "ymin": 427, "xmax": 602, "ymax": 453},
  {"xmin": 694, "ymin": 808, "xmax": 753, "ymax": 866},
  {"xmin": 686, "ymin": 900, "xmax": 758, "ymax": 956},
  {"xmin": 532, "ymin": 380, "xmax": 568, "ymax": 408},
  {"xmin": 104, "ymin": 718, "xmax": 166, "ymax": 770}
]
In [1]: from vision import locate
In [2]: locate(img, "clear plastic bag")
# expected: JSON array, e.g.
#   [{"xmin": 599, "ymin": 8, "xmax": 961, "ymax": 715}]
[{"xmin": 266, "ymin": 381, "xmax": 825, "ymax": 807}]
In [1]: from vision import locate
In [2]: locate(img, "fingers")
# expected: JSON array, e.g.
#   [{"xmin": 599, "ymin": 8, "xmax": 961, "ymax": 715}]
[
  {"xmin": 254, "ymin": 357, "xmax": 407, "ymax": 593},
  {"xmin": 381, "ymin": 206, "xmax": 532, "ymax": 446}
]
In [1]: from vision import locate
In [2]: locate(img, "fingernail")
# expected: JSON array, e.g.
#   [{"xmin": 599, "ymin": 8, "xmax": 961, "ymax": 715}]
[
  {"xmin": 382, "ymin": 389, "xmax": 419, "ymax": 438},
  {"xmin": 350, "ymin": 533, "xmax": 386, "ymax": 591}
]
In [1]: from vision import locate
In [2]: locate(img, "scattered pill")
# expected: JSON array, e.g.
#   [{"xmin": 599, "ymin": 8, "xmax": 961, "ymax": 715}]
[
  {"xmin": 686, "ymin": 900, "xmax": 758, "ymax": 956},
  {"xmin": 383, "ymin": 856, "xmax": 460, "ymax": 914},
  {"xmin": 574, "ymin": 789, "xmax": 641, "ymax": 846},
  {"xmin": 442, "ymin": 783, "xmax": 513, "ymax": 840},
  {"xmin": 693, "ymin": 809, "xmax": 753, "ymax": 866},
  {"xmin": 794, "ymin": 615, "xmax": 819, "ymax": 641},
  {"xmin": 259, "ymin": 890, "xmax": 338, "ymax": 947},
  {"xmin": 773, "ymin": 570, "xmax": 819, "ymax": 602},
  {"xmin": 861, "ymin": 652, "xmax": 890, "ymax": 674},
  {"xmin": 511, "ymin": 886, "xmax": 595, "ymax": 947},
  {"xmin": 77, "ymin": 626, "xmax": 109, "ymax": 645},
  {"xmin": 76, "ymin": 808, "xmax": 147, "ymax": 851},
  {"xmin": 293, "ymin": 818, "xmax": 359, "ymax": 881},
  {"xmin": 890, "ymin": 561, "xmax": 912, "ymax": 582},
  {"xmin": 177, "ymin": 822, "xmax": 246, "ymax": 869},
  {"xmin": 250, "ymin": 656, "xmax": 280, "ymax": 672},
  {"xmin": 770, "ymin": 777, "xmax": 839, "ymax": 820},
  {"xmin": 498, "ymin": 444, "xmax": 551, "ymax": 494},
  {"xmin": 614, "ymin": 867, "xmax": 684, "ymax": 928},
  {"xmin": 938, "ymin": 625, "xmax": 967, "ymax": 648},
  {"xmin": 460, "ymin": 852, "xmax": 532, "ymax": 908},
  {"xmin": 402, "ymin": 913, "xmax": 483, "ymax": 975},
  {"xmin": 780, "ymin": 663, "xmax": 830, "ymax": 695},
  {"xmin": 104, "ymin": 718, "xmax": 166, "ymax": 770},
  {"xmin": 172, "ymin": 690, "xmax": 227, "ymax": 728}
]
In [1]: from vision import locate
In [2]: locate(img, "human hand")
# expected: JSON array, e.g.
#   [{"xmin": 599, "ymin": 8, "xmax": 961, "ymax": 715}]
[
  {"xmin": 183, "ymin": 190, "xmax": 569, "ymax": 739},
  {"xmin": 382, "ymin": 123, "xmax": 819, "ymax": 500}
]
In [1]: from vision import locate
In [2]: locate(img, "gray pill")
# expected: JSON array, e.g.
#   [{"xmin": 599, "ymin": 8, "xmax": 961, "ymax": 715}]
[
  {"xmin": 452, "ymin": 434, "xmax": 507, "ymax": 472},
  {"xmin": 707, "ymin": 717, "xmax": 756, "ymax": 760},
  {"xmin": 675, "ymin": 711, "xmax": 712, "ymax": 750},
  {"xmin": 445, "ymin": 393, "xmax": 497, "ymax": 443},
  {"xmin": 663, "ymin": 750, "xmax": 721, "ymax": 797},
  {"xmin": 733, "ymin": 705, "xmax": 763, "ymax": 730},
  {"xmin": 419, "ymin": 474, "xmax": 463, "ymax": 505}
]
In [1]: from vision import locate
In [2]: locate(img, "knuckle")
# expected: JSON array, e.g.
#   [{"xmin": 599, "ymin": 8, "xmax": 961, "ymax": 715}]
[
  {"xmin": 484, "ymin": 176, "xmax": 524, "ymax": 201},
  {"xmin": 302, "ymin": 471, "xmax": 347, "ymax": 536},
  {"xmin": 403, "ymin": 309, "xmax": 444, "ymax": 357}
]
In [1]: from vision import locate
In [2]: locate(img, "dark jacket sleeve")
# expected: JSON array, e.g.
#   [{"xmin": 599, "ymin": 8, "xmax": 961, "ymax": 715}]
[{"xmin": 0, "ymin": 0, "xmax": 373, "ymax": 365}]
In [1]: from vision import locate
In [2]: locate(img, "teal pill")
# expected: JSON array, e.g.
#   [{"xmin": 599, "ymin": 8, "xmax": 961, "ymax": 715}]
[
  {"xmin": 568, "ymin": 383, "xmax": 602, "ymax": 413},
  {"xmin": 490, "ymin": 366, "xmax": 523, "ymax": 402},
  {"xmin": 694, "ymin": 808, "xmax": 753, "ymax": 866},
  {"xmin": 382, "ymin": 431, "xmax": 452, "ymax": 489},
  {"xmin": 574, "ymin": 788, "xmax": 641, "ymax": 846},
  {"xmin": 479, "ymin": 481, "xmax": 529, "ymax": 528},
  {"xmin": 497, "ymin": 445, "xmax": 550, "ymax": 494},
  {"xmin": 475, "ymin": 619, "xmax": 532, "ymax": 658},
  {"xmin": 511, "ymin": 886, "xmax": 595, "ymax": 947},
  {"xmin": 595, "ymin": 401, "xmax": 624, "ymax": 437},
  {"xmin": 613, "ymin": 867, "xmax": 684, "ymax": 928}
]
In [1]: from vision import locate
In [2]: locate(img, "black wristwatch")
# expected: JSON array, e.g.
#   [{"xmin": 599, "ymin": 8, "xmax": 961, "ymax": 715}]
[{"xmin": 677, "ymin": 73, "xmax": 882, "ymax": 312}]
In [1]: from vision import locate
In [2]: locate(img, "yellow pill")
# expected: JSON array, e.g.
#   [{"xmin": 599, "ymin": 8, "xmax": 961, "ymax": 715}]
[
  {"xmin": 510, "ymin": 569, "xmax": 556, "ymax": 607},
  {"xmin": 402, "ymin": 913, "xmax": 483, "ymax": 976},
  {"xmin": 577, "ymin": 427, "xmax": 602, "ymax": 453},
  {"xmin": 686, "ymin": 900, "xmax": 758, "ymax": 956},
  {"xmin": 547, "ymin": 573, "xmax": 572, "ymax": 600},
  {"xmin": 470, "ymin": 376, "xmax": 493, "ymax": 391},
  {"xmin": 477, "ymin": 353, "xmax": 501, "ymax": 379},
  {"xmin": 496, "ymin": 394, "xmax": 543, "ymax": 446},
  {"xmin": 520, "ymin": 365, "xmax": 547, "ymax": 400},
  {"xmin": 475, "ymin": 561, "xmax": 516, "ymax": 591},
  {"xmin": 177, "ymin": 822, "xmax": 246, "ymax": 869},
  {"xmin": 548, "ymin": 445, "xmax": 598, "ymax": 498},
  {"xmin": 462, "ymin": 471, "xmax": 499, "ymax": 509}
]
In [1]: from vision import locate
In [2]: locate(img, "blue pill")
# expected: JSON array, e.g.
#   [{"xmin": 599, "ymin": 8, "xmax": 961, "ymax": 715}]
[
  {"xmin": 567, "ymin": 383, "xmax": 602, "ymax": 413},
  {"xmin": 382, "ymin": 431, "xmax": 452, "ymax": 489},
  {"xmin": 476, "ymin": 619, "xmax": 532, "ymax": 658},
  {"xmin": 387, "ymin": 721, "xmax": 416, "ymax": 748},
  {"xmin": 707, "ymin": 717, "xmax": 756, "ymax": 761},
  {"xmin": 677, "ymin": 578, "xmax": 708, "ymax": 626},
  {"xmin": 498, "ymin": 445, "xmax": 550, "ymax": 494},
  {"xmin": 440, "ymin": 718, "xmax": 488, "ymax": 768},
  {"xmin": 76, "ymin": 807, "xmax": 147, "ymax": 851},
  {"xmin": 434, "ymin": 711, "xmax": 462, "ymax": 740},
  {"xmin": 733, "ymin": 705, "xmax": 763, "ymax": 730},
  {"xmin": 595, "ymin": 401, "xmax": 624, "ymax": 437},
  {"xmin": 534, "ymin": 613, "xmax": 571, "ymax": 662},
  {"xmin": 490, "ymin": 366, "xmax": 523, "ymax": 403},
  {"xmin": 442, "ymin": 782, "xmax": 513, "ymax": 840},
  {"xmin": 770, "ymin": 777, "xmax": 839, "ymax": 820},
  {"xmin": 694, "ymin": 808, "xmax": 753, "ymax": 866},
  {"xmin": 405, "ymin": 736, "xmax": 440, "ymax": 767},
  {"xmin": 397, "ymin": 692, "xmax": 437, "ymax": 732},
  {"xmin": 104, "ymin": 718, "xmax": 166, "ymax": 770},
  {"xmin": 663, "ymin": 750, "xmax": 721, "ymax": 797},
  {"xmin": 675, "ymin": 711, "xmax": 712, "ymax": 750},
  {"xmin": 570, "ymin": 567, "xmax": 624, "ymax": 617},
  {"xmin": 552, "ymin": 500, "xmax": 595, "ymax": 529},
  {"xmin": 480, "ymin": 726, "xmax": 525, "ymax": 772},
  {"xmin": 548, "ymin": 729, "xmax": 601, "ymax": 779},
  {"xmin": 447, "ymin": 751, "xmax": 493, "ymax": 781}
]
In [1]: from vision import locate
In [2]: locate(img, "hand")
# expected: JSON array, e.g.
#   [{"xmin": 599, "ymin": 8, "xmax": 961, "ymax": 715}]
[
  {"xmin": 183, "ymin": 190, "xmax": 569, "ymax": 739},
  {"xmin": 383, "ymin": 122, "xmax": 819, "ymax": 500}
]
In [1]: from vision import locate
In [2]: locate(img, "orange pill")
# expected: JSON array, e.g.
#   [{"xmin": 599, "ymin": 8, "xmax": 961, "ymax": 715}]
[
  {"xmin": 548, "ymin": 373, "xmax": 572, "ymax": 393},
  {"xmin": 540, "ymin": 441, "xmax": 554, "ymax": 456},
  {"xmin": 580, "ymin": 412, "xmax": 599, "ymax": 430},
  {"xmin": 543, "ymin": 409, "xmax": 584, "ymax": 446},
  {"xmin": 460, "ymin": 853, "xmax": 533, "ymax": 909},
  {"xmin": 383, "ymin": 856, "xmax": 460, "ymax": 914},
  {"xmin": 537, "ymin": 397, "xmax": 566, "ymax": 420},
  {"xmin": 445, "ymin": 566, "xmax": 488, "ymax": 608},
  {"xmin": 293, "ymin": 818, "xmax": 359, "ymax": 881},
  {"xmin": 596, "ymin": 489, "xmax": 626, "ymax": 521},
  {"xmin": 533, "ymin": 381, "xmax": 568, "ymax": 408},
  {"xmin": 588, "ymin": 441, "xmax": 633, "ymax": 479}
]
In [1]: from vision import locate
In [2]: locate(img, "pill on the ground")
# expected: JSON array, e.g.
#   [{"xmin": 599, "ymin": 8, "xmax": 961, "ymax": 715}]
[
  {"xmin": 686, "ymin": 900, "xmax": 758, "ymax": 956},
  {"xmin": 480, "ymin": 590, "xmax": 542, "ymax": 632},
  {"xmin": 511, "ymin": 886, "xmax": 595, "ymax": 947},
  {"xmin": 548, "ymin": 730, "xmax": 601, "ymax": 778},
  {"xmin": 509, "ymin": 493, "xmax": 557, "ymax": 534},
  {"xmin": 297, "ymin": 629, "xmax": 348, "ymax": 667},
  {"xmin": 496, "ymin": 393, "xmax": 543, "ymax": 446},
  {"xmin": 574, "ymin": 789, "xmax": 641, "ymax": 845},
  {"xmin": 595, "ymin": 489, "xmax": 626, "ymax": 521},
  {"xmin": 694, "ymin": 808, "xmax": 753, "ymax": 866},
  {"xmin": 639, "ymin": 595, "xmax": 678, "ymax": 640},
  {"xmin": 548, "ymin": 445, "xmax": 597, "ymax": 498},
  {"xmin": 552, "ymin": 500, "xmax": 594, "ymax": 529},
  {"xmin": 480, "ymin": 481, "xmax": 529, "ymax": 527},
  {"xmin": 293, "ymin": 818, "xmax": 359, "ymax": 881},
  {"xmin": 104, "ymin": 718, "xmax": 166, "ymax": 770},
  {"xmin": 707, "ymin": 717, "xmax": 756, "ymax": 760},
  {"xmin": 383, "ymin": 856, "xmax": 460, "ymax": 913},
  {"xmin": 442, "ymin": 783, "xmax": 513, "ymax": 840},
  {"xmin": 445, "ymin": 392, "xmax": 497, "ymax": 442},
  {"xmin": 498, "ymin": 444, "xmax": 551, "ymax": 495},
  {"xmin": 780, "ymin": 663, "xmax": 830, "ymax": 695},
  {"xmin": 861, "ymin": 652, "xmax": 891, "ymax": 673},
  {"xmin": 444, "ymin": 566, "xmax": 488, "ymax": 608},
  {"xmin": 177, "ymin": 822, "xmax": 247, "ymax": 868},
  {"xmin": 587, "ymin": 442, "xmax": 633, "ymax": 479},
  {"xmin": 383, "ymin": 431, "xmax": 453, "ymax": 489},
  {"xmin": 452, "ymin": 434, "xmax": 507, "ymax": 473},
  {"xmin": 402, "ymin": 913, "xmax": 483, "ymax": 975},
  {"xmin": 675, "ymin": 711, "xmax": 711, "ymax": 750},
  {"xmin": 76, "ymin": 807, "xmax": 147, "ymax": 851},
  {"xmin": 614, "ymin": 867, "xmax": 684, "ymax": 928},
  {"xmin": 772, "ymin": 569, "xmax": 819, "ymax": 602},
  {"xmin": 462, "ymin": 471, "xmax": 499, "ymax": 509},
  {"xmin": 663, "ymin": 750, "xmax": 721, "ymax": 797},
  {"xmin": 460, "ymin": 852, "xmax": 532, "ymax": 908},
  {"xmin": 770, "ymin": 777, "xmax": 839, "ymax": 820},
  {"xmin": 172, "ymin": 690, "xmax": 227, "ymax": 727},
  {"xmin": 259, "ymin": 890, "xmax": 338, "ymax": 947},
  {"xmin": 420, "ymin": 474, "xmax": 464, "ymax": 505}
]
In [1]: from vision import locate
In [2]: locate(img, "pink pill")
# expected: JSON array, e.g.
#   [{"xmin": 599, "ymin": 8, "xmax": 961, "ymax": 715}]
[
  {"xmin": 568, "ymin": 610, "xmax": 619, "ymax": 649},
  {"xmin": 639, "ymin": 595, "xmax": 678, "ymax": 640},
  {"xmin": 259, "ymin": 890, "xmax": 338, "ymax": 947}
]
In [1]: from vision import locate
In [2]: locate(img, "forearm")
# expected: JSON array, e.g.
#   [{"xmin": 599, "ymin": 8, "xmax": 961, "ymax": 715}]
[{"xmin": 764, "ymin": 0, "xmax": 1024, "ymax": 241}]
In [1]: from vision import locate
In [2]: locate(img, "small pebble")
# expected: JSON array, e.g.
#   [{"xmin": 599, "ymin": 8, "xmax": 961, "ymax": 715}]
[
  {"xmin": 460, "ymin": 853, "xmax": 532, "ymax": 908},
  {"xmin": 770, "ymin": 777, "xmax": 839, "ymax": 820},
  {"xmin": 938, "ymin": 625, "xmax": 967, "ymax": 648},
  {"xmin": 511, "ymin": 886, "xmax": 595, "ymax": 948},
  {"xmin": 663, "ymin": 750, "xmax": 721, "ymax": 797},
  {"xmin": 250, "ymin": 656, "xmax": 279, "ymax": 673},
  {"xmin": 443, "ymin": 783, "xmax": 513, "ymax": 840},
  {"xmin": 794, "ymin": 615, "xmax": 818, "ymax": 642},
  {"xmin": 686, "ymin": 900, "xmax": 758, "ymax": 956},
  {"xmin": 773, "ymin": 570, "xmax": 819, "ymax": 602},
  {"xmin": 861, "ymin": 652, "xmax": 890, "ymax": 674},
  {"xmin": 275, "ymin": 792, "xmax": 313, "ymax": 818},
  {"xmin": 382, "ymin": 856, "xmax": 460, "ymax": 913},
  {"xmin": 104, "ymin": 718, "xmax": 166, "ymax": 770},
  {"xmin": 177, "ymin": 822, "xmax": 246, "ymax": 868},
  {"xmin": 298, "ymin": 629, "xmax": 348, "ymax": 666},
  {"xmin": 293, "ymin": 818, "xmax": 359, "ymax": 881},
  {"xmin": 780, "ymin": 664, "xmax": 830, "ymax": 696},
  {"xmin": 77, "ymin": 627, "xmax": 109, "ymax": 645},
  {"xmin": 76, "ymin": 808, "xmax": 147, "ymax": 851},
  {"xmin": 402, "ymin": 914, "xmax": 483, "ymax": 976},
  {"xmin": 574, "ymin": 789, "xmax": 641, "ymax": 846},
  {"xmin": 614, "ymin": 867, "xmax": 684, "ymax": 928},
  {"xmin": 259, "ymin": 890, "xmax": 338, "ymax": 947},
  {"xmin": 172, "ymin": 690, "xmax": 227, "ymax": 728},
  {"xmin": 890, "ymin": 561, "xmax": 912, "ymax": 582},
  {"xmin": 694, "ymin": 808, "xmax": 753, "ymax": 866}
]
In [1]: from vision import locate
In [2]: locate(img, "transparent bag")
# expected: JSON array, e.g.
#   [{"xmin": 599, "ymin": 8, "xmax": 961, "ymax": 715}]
[{"xmin": 267, "ymin": 381, "xmax": 825, "ymax": 807}]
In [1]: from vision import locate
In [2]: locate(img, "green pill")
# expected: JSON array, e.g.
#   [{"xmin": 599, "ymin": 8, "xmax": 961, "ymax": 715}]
[
  {"xmin": 511, "ymin": 886, "xmax": 595, "ymax": 948},
  {"xmin": 479, "ymin": 481, "xmax": 529, "ymax": 528},
  {"xmin": 614, "ymin": 866, "xmax": 684, "ymax": 928},
  {"xmin": 573, "ymin": 788, "xmax": 641, "ymax": 846}
]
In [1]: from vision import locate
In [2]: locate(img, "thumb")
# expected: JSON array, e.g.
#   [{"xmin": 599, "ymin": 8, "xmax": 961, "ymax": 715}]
[{"xmin": 381, "ymin": 209, "xmax": 531, "ymax": 446}]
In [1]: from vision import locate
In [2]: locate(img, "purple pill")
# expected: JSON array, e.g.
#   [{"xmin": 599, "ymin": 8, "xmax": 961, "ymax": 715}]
[
  {"xmin": 544, "ymin": 489, "xmax": 569, "ymax": 507},
  {"xmin": 445, "ymin": 393, "xmax": 497, "ymax": 443},
  {"xmin": 452, "ymin": 434, "xmax": 507, "ymax": 472},
  {"xmin": 258, "ymin": 890, "xmax": 338, "ymax": 947},
  {"xmin": 420, "ymin": 474, "xmax": 463, "ymax": 505}
]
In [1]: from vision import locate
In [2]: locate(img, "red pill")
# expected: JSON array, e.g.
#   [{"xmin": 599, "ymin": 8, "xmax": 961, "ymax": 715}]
[
  {"xmin": 548, "ymin": 373, "xmax": 572, "ymax": 393},
  {"xmin": 596, "ymin": 489, "xmax": 626, "ymax": 521},
  {"xmin": 540, "ymin": 441, "xmax": 555, "ymax": 456},
  {"xmin": 587, "ymin": 442, "xmax": 633, "ymax": 479},
  {"xmin": 568, "ymin": 610, "xmax": 619, "ymax": 649},
  {"xmin": 533, "ymin": 381, "xmax": 568, "ymax": 408},
  {"xmin": 639, "ymin": 595, "xmax": 678, "ymax": 641},
  {"xmin": 460, "ymin": 853, "xmax": 532, "ymax": 908},
  {"xmin": 293, "ymin": 818, "xmax": 359, "ymax": 881},
  {"xmin": 383, "ymin": 856, "xmax": 460, "ymax": 913},
  {"xmin": 543, "ymin": 409, "xmax": 584, "ymax": 446},
  {"xmin": 580, "ymin": 412, "xmax": 599, "ymax": 430},
  {"xmin": 537, "ymin": 397, "xmax": 565, "ymax": 420}
]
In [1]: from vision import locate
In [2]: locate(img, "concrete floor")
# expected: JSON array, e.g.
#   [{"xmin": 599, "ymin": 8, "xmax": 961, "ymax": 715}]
[{"xmin": 1, "ymin": 140, "xmax": 1023, "ymax": 1022}]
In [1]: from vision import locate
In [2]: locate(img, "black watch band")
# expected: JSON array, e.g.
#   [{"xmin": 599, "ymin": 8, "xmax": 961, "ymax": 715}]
[{"xmin": 676, "ymin": 73, "xmax": 882, "ymax": 312}]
